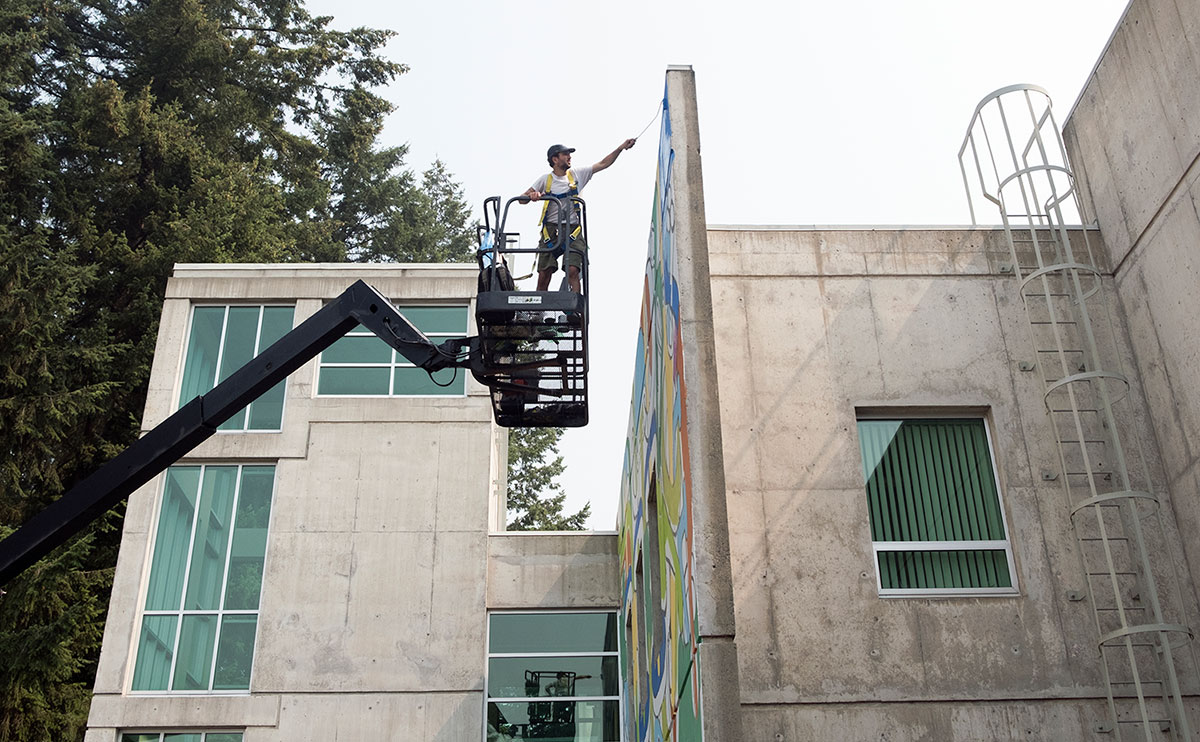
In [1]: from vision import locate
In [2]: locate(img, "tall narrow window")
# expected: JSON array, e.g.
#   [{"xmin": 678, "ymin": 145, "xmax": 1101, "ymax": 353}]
[
  {"xmin": 132, "ymin": 465, "xmax": 274, "ymax": 692},
  {"xmin": 857, "ymin": 417, "xmax": 1017, "ymax": 597},
  {"xmin": 180, "ymin": 305, "xmax": 294, "ymax": 431},
  {"xmin": 317, "ymin": 305, "xmax": 468, "ymax": 396},
  {"xmin": 486, "ymin": 611, "xmax": 622, "ymax": 742}
]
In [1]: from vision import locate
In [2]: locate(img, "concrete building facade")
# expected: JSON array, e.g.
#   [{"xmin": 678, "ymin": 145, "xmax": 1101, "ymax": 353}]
[
  {"xmin": 84, "ymin": 0, "xmax": 1200, "ymax": 740},
  {"xmin": 85, "ymin": 265, "xmax": 619, "ymax": 741}
]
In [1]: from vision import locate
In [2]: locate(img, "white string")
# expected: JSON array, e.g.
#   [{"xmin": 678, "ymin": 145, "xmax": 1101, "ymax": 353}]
[{"xmin": 634, "ymin": 102, "xmax": 663, "ymax": 141}]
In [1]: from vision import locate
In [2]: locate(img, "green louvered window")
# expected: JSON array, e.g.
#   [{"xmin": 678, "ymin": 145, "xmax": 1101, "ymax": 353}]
[
  {"xmin": 857, "ymin": 418, "xmax": 1017, "ymax": 596},
  {"xmin": 317, "ymin": 305, "xmax": 467, "ymax": 396},
  {"xmin": 179, "ymin": 305, "xmax": 294, "ymax": 431},
  {"xmin": 132, "ymin": 465, "xmax": 274, "ymax": 692}
]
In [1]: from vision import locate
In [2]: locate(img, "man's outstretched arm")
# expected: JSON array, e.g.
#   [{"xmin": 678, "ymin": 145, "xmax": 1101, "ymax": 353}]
[{"xmin": 592, "ymin": 138, "xmax": 636, "ymax": 173}]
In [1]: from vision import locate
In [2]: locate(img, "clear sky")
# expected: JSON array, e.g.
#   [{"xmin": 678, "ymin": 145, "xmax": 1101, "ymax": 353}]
[{"xmin": 307, "ymin": 0, "xmax": 1131, "ymax": 530}]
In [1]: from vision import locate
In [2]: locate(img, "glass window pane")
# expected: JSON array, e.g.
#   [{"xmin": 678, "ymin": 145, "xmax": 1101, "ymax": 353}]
[
  {"xmin": 218, "ymin": 308, "xmax": 261, "ymax": 382},
  {"xmin": 393, "ymin": 366, "xmax": 464, "ymax": 395},
  {"xmin": 131, "ymin": 615, "xmax": 178, "ymax": 691},
  {"xmin": 878, "ymin": 550, "xmax": 1011, "ymax": 590},
  {"xmin": 318, "ymin": 367, "xmax": 390, "ymax": 395},
  {"xmin": 224, "ymin": 467, "xmax": 274, "ymax": 610},
  {"xmin": 216, "ymin": 407, "xmax": 248, "ymax": 432},
  {"xmin": 489, "ymin": 613, "xmax": 618, "ymax": 654},
  {"xmin": 401, "ymin": 306, "xmax": 468, "ymax": 334},
  {"xmin": 488, "ymin": 656, "xmax": 619, "ymax": 698},
  {"xmin": 212, "ymin": 308, "xmax": 261, "ymax": 431},
  {"xmin": 212, "ymin": 615, "xmax": 258, "ymax": 690},
  {"xmin": 172, "ymin": 614, "xmax": 218, "ymax": 691},
  {"xmin": 859, "ymin": 419, "xmax": 1004, "ymax": 543},
  {"xmin": 322, "ymin": 335, "xmax": 393, "ymax": 364},
  {"xmin": 184, "ymin": 467, "xmax": 237, "ymax": 611},
  {"xmin": 146, "ymin": 467, "xmax": 200, "ymax": 610},
  {"xmin": 258, "ymin": 306, "xmax": 294, "ymax": 347},
  {"xmin": 179, "ymin": 308, "xmax": 226, "ymax": 407},
  {"xmin": 163, "ymin": 735, "xmax": 202, "ymax": 742},
  {"xmin": 487, "ymin": 700, "xmax": 620, "ymax": 742},
  {"xmin": 245, "ymin": 380, "xmax": 286, "ymax": 430},
  {"xmin": 206, "ymin": 735, "xmax": 244, "ymax": 742},
  {"xmin": 121, "ymin": 735, "xmax": 162, "ymax": 742}
]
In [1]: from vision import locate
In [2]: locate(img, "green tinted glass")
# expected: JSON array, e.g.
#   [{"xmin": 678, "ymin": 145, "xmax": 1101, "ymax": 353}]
[
  {"xmin": 318, "ymin": 367, "xmax": 390, "ymax": 395},
  {"xmin": 401, "ymin": 306, "xmax": 468, "ymax": 334},
  {"xmin": 212, "ymin": 615, "xmax": 258, "ymax": 690},
  {"xmin": 184, "ymin": 467, "xmax": 237, "ymax": 611},
  {"xmin": 206, "ymin": 735, "xmax": 244, "ymax": 742},
  {"xmin": 858, "ymin": 419, "xmax": 1011, "ymax": 590},
  {"xmin": 121, "ymin": 735, "xmax": 162, "ymax": 742},
  {"xmin": 259, "ymin": 306, "xmax": 293, "ymax": 346},
  {"xmin": 488, "ymin": 656, "xmax": 619, "ymax": 698},
  {"xmin": 393, "ymin": 366, "xmax": 464, "ymax": 395},
  {"xmin": 489, "ymin": 613, "xmax": 618, "ymax": 654},
  {"xmin": 163, "ymin": 735, "xmax": 202, "ymax": 742},
  {"xmin": 179, "ymin": 307, "xmax": 225, "ymax": 408},
  {"xmin": 487, "ymin": 700, "xmax": 620, "ymax": 742},
  {"xmin": 131, "ymin": 615, "xmax": 178, "ymax": 691},
  {"xmin": 146, "ymin": 467, "xmax": 200, "ymax": 610},
  {"xmin": 244, "ymin": 380, "xmax": 286, "ymax": 430},
  {"xmin": 859, "ymin": 419, "xmax": 1004, "ymax": 543},
  {"xmin": 224, "ymin": 467, "xmax": 273, "ymax": 610},
  {"xmin": 322, "ymin": 335, "xmax": 392, "ymax": 364},
  {"xmin": 878, "ymin": 549, "xmax": 1012, "ymax": 590},
  {"xmin": 172, "ymin": 614, "xmax": 218, "ymax": 690}
]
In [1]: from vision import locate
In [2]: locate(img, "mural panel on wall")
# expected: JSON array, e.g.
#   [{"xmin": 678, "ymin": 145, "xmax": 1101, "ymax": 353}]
[{"xmin": 618, "ymin": 87, "xmax": 703, "ymax": 742}]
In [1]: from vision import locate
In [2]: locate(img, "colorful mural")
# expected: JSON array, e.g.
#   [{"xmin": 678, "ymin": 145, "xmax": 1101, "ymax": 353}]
[{"xmin": 618, "ymin": 87, "xmax": 703, "ymax": 742}]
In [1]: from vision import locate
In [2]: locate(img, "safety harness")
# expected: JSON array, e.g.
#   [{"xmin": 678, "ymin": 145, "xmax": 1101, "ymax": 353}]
[{"xmin": 539, "ymin": 170, "xmax": 583, "ymax": 249}]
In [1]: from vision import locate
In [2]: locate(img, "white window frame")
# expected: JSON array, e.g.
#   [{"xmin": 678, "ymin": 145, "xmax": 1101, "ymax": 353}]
[
  {"xmin": 315, "ymin": 303, "xmax": 469, "ymax": 398},
  {"xmin": 857, "ymin": 411, "xmax": 1019, "ymax": 599},
  {"xmin": 132, "ymin": 463, "xmax": 276, "ymax": 695},
  {"xmin": 483, "ymin": 609, "xmax": 624, "ymax": 742},
  {"xmin": 179, "ymin": 303, "xmax": 295, "ymax": 432}
]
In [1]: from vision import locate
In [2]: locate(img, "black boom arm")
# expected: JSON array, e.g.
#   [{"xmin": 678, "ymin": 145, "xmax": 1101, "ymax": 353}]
[{"xmin": 0, "ymin": 280, "xmax": 472, "ymax": 585}]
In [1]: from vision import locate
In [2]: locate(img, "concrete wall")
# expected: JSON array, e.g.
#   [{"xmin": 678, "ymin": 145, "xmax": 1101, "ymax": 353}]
[
  {"xmin": 86, "ymin": 264, "xmax": 619, "ymax": 742},
  {"xmin": 706, "ymin": 226, "xmax": 1181, "ymax": 740},
  {"xmin": 1063, "ymin": 0, "xmax": 1200, "ymax": 597},
  {"xmin": 616, "ymin": 67, "xmax": 742, "ymax": 742}
]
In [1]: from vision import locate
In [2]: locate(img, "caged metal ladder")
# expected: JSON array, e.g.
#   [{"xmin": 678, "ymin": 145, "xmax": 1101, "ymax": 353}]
[{"xmin": 960, "ymin": 84, "xmax": 1199, "ymax": 741}]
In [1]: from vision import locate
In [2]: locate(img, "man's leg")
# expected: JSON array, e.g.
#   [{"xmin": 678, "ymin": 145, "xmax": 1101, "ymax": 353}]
[
  {"xmin": 564, "ymin": 237, "xmax": 587, "ymax": 295},
  {"xmin": 536, "ymin": 238, "xmax": 557, "ymax": 291}
]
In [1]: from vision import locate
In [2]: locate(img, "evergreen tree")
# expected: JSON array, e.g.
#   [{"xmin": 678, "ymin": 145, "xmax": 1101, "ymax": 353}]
[
  {"xmin": 506, "ymin": 427, "xmax": 590, "ymax": 531},
  {"xmin": 0, "ymin": 1, "xmax": 475, "ymax": 737}
]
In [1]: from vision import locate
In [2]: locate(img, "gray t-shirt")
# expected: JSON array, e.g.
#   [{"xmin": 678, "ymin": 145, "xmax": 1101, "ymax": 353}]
[{"xmin": 531, "ymin": 165, "xmax": 594, "ymax": 225}]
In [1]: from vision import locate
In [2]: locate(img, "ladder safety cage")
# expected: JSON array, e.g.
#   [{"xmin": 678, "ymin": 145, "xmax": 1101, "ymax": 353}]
[{"xmin": 472, "ymin": 194, "xmax": 590, "ymax": 428}]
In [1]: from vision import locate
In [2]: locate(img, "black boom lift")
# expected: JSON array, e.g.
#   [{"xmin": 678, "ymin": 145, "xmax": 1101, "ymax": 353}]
[
  {"xmin": 0, "ymin": 221, "xmax": 595, "ymax": 583},
  {"xmin": 472, "ymin": 193, "xmax": 591, "ymax": 428}
]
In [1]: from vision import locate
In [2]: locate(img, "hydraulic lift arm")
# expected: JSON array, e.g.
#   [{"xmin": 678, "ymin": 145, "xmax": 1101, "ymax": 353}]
[{"xmin": 0, "ymin": 280, "xmax": 473, "ymax": 585}]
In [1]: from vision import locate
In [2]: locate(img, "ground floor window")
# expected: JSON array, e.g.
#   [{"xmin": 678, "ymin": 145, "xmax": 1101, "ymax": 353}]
[{"xmin": 486, "ymin": 611, "xmax": 621, "ymax": 741}]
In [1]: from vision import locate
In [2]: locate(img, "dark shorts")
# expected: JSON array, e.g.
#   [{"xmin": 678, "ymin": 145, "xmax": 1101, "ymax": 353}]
[{"xmin": 537, "ymin": 224, "xmax": 588, "ymax": 274}]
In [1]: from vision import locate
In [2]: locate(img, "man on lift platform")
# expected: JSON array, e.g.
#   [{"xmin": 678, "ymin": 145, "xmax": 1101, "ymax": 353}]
[{"xmin": 523, "ymin": 138, "xmax": 636, "ymax": 293}]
